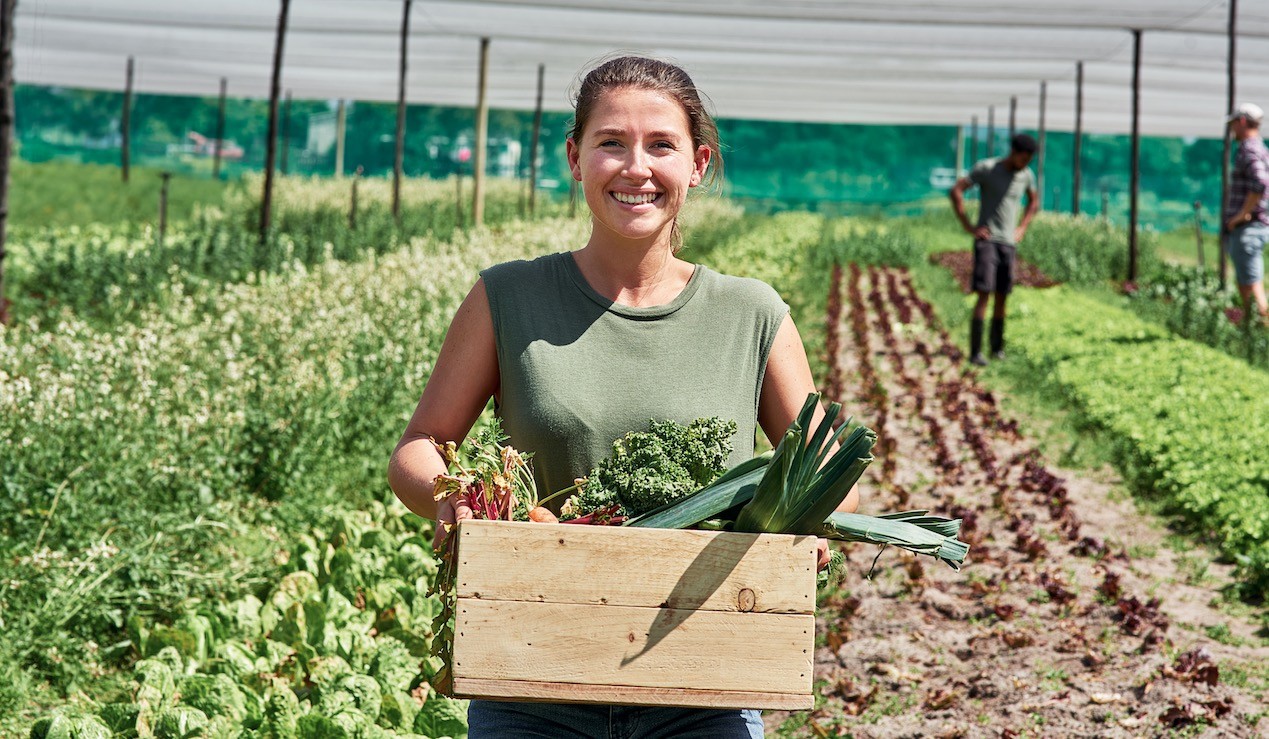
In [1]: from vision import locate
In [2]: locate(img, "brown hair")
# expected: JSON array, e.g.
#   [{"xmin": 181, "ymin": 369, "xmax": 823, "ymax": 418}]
[
  {"xmin": 570, "ymin": 57, "xmax": 723, "ymax": 250},
  {"xmin": 571, "ymin": 56, "xmax": 723, "ymax": 186}
]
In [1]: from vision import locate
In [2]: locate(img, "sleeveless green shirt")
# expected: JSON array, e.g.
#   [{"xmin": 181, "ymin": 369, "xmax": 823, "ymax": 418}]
[{"xmin": 480, "ymin": 251, "xmax": 789, "ymax": 510}]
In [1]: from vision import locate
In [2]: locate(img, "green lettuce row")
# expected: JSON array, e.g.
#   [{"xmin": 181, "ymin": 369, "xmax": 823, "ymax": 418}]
[
  {"xmin": 32, "ymin": 501, "xmax": 468, "ymax": 738},
  {"xmin": 1009, "ymin": 287, "xmax": 1269, "ymax": 597}
]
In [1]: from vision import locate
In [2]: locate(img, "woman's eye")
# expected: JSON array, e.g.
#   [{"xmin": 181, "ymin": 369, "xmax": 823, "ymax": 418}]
[
  {"xmin": 600, "ymin": 140, "xmax": 621, "ymax": 147},
  {"xmin": 653, "ymin": 141, "xmax": 675, "ymax": 150}
]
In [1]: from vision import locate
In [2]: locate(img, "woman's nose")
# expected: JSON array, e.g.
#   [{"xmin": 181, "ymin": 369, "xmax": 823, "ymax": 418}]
[{"xmin": 623, "ymin": 149, "xmax": 652, "ymax": 179}]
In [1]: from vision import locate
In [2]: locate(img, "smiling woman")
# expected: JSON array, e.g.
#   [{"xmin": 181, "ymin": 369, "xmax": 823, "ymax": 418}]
[{"xmin": 387, "ymin": 55, "xmax": 857, "ymax": 739}]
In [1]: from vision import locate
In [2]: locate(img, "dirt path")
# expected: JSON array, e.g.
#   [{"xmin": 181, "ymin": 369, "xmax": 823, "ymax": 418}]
[{"xmin": 765, "ymin": 265, "xmax": 1268, "ymax": 738}]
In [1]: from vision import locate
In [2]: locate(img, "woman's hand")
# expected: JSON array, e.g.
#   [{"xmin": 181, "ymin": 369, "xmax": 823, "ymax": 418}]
[
  {"xmin": 434, "ymin": 491, "xmax": 473, "ymax": 551},
  {"xmin": 817, "ymin": 538, "xmax": 832, "ymax": 571}
]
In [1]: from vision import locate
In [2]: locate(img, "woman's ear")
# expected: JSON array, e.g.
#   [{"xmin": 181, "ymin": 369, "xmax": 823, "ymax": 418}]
[
  {"xmin": 566, "ymin": 137, "xmax": 583, "ymax": 181},
  {"xmin": 690, "ymin": 145, "xmax": 712, "ymax": 188}
]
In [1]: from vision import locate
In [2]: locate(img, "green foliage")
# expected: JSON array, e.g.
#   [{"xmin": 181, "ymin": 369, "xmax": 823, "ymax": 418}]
[
  {"xmin": 7, "ymin": 159, "xmax": 230, "ymax": 229},
  {"xmin": 820, "ymin": 220, "xmax": 926, "ymax": 268},
  {"xmin": 413, "ymin": 694, "xmax": 469, "ymax": 739},
  {"xmin": 1009, "ymin": 287, "xmax": 1269, "ymax": 597},
  {"xmin": 178, "ymin": 674, "xmax": 251, "ymax": 723},
  {"xmin": 153, "ymin": 707, "xmax": 209, "ymax": 739},
  {"xmin": 1130, "ymin": 265, "xmax": 1269, "ymax": 370},
  {"xmin": 1, "ymin": 215, "xmax": 585, "ymax": 719},
  {"xmin": 570, "ymin": 417, "xmax": 738, "ymax": 518},
  {"xmin": 7, "ymin": 174, "xmax": 569, "ymax": 327},
  {"xmin": 1019, "ymin": 213, "xmax": 1160, "ymax": 286},
  {"xmin": 28, "ymin": 713, "xmax": 111, "ymax": 739}
]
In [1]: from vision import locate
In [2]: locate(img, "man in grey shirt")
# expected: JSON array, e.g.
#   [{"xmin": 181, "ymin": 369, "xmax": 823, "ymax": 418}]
[{"xmin": 949, "ymin": 134, "xmax": 1040, "ymax": 366}]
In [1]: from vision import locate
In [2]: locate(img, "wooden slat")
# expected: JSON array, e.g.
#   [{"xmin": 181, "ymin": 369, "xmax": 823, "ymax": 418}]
[
  {"xmin": 453, "ymin": 599, "xmax": 813, "ymax": 696},
  {"xmin": 455, "ymin": 520, "xmax": 816, "ymax": 614},
  {"xmin": 452, "ymin": 677, "xmax": 814, "ymax": 711}
]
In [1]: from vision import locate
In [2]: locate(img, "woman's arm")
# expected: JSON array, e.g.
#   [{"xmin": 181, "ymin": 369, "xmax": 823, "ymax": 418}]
[
  {"xmin": 758, "ymin": 314, "xmax": 861, "ymax": 515},
  {"xmin": 387, "ymin": 279, "xmax": 500, "ymax": 540}
]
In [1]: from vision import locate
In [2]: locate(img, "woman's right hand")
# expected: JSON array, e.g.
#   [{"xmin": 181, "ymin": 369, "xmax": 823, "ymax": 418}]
[{"xmin": 434, "ymin": 491, "xmax": 474, "ymax": 551}]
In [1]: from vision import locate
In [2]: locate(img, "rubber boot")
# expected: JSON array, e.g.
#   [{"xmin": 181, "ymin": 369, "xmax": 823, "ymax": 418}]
[
  {"xmin": 969, "ymin": 319, "xmax": 987, "ymax": 366},
  {"xmin": 990, "ymin": 318, "xmax": 1006, "ymax": 359}
]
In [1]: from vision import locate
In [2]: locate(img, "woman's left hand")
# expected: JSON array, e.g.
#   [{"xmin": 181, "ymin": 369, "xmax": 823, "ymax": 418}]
[{"xmin": 817, "ymin": 538, "xmax": 832, "ymax": 571}]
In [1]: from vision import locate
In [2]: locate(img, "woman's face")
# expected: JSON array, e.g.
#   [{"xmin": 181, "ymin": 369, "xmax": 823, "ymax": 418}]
[{"xmin": 567, "ymin": 86, "xmax": 711, "ymax": 245}]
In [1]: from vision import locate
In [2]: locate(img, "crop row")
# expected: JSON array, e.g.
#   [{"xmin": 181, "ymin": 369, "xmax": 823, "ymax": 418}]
[
  {"xmin": 1, "ymin": 217, "xmax": 587, "ymax": 712},
  {"xmin": 844, "ymin": 264, "xmax": 1181, "ymax": 645},
  {"xmin": 1007, "ymin": 287, "xmax": 1269, "ymax": 598},
  {"xmin": 8, "ymin": 176, "xmax": 566, "ymax": 327}
]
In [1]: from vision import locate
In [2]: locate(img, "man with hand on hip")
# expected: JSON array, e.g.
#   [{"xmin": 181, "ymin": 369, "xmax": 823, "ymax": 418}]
[
  {"xmin": 1224, "ymin": 102, "xmax": 1269, "ymax": 325},
  {"xmin": 949, "ymin": 134, "xmax": 1039, "ymax": 366}
]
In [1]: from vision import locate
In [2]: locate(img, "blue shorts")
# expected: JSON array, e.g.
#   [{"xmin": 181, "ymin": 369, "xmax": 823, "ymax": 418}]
[
  {"xmin": 467, "ymin": 700, "xmax": 765, "ymax": 738},
  {"xmin": 1226, "ymin": 221, "xmax": 1268, "ymax": 286}
]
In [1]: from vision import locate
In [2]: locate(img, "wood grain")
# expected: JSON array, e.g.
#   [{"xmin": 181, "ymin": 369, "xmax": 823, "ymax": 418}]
[
  {"xmin": 455, "ymin": 520, "xmax": 817, "ymax": 614},
  {"xmin": 453, "ymin": 598, "xmax": 814, "ymax": 696},
  {"xmin": 451, "ymin": 677, "xmax": 814, "ymax": 710}
]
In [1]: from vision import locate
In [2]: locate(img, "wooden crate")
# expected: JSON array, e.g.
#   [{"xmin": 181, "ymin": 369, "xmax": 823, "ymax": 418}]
[{"xmin": 449, "ymin": 519, "xmax": 817, "ymax": 710}]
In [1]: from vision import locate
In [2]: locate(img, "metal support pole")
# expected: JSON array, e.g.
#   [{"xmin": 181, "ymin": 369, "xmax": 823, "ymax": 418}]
[
  {"xmin": 529, "ymin": 63, "xmax": 545, "ymax": 216},
  {"xmin": 350, "ymin": 166, "xmax": 363, "ymax": 230},
  {"xmin": 335, "ymin": 99, "xmax": 346, "ymax": 177},
  {"xmin": 259, "ymin": 0, "xmax": 291, "ymax": 246},
  {"xmin": 122, "ymin": 56, "xmax": 134, "ymax": 182},
  {"xmin": 987, "ymin": 105, "xmax": 995, "ymax": 157},
  {"xmin": 455, "ymin": 169, "xmax": 464, "ymax": 227},
  {"xmin": 970, "ymin": 115, "xmax": 979, "ymax": 165},
  {"xmin": 158, "ymin": 171, "xmax": 171, "ymax": 246},
  {"xmin": 1038, "ymin": 81, "xmax": 1047, "ymax": 207},
  {"xmin": 393, "ymin": 0, "xmax": 412, "ymax": 224},
  {"xmin": 1193, "ymin": 201, "xmax": 1205, "ymax": 267},
  {"xmin": 472, "ymin": 37, "xmax": 490, "ymax": 227},
  {"xmin": 0, "ymin": 0, "xmax": 16, "ymax": 324},
  {"xmin": 1073, "ymin": 61, "xmax": 1084, "ymax": 215},
  {"xmin": 1008, "ymin": 95, "xmax": 1017, "ymax": 141},
  {"xmin": 281, "ymin": 89, "xmax": 291, "ymax": 175},
  {"xmin": 955, "ymin": 124, "xmax": 965, "ymax": 177},
  {"xmin": 213, "ymin": 77, "xmax": 227, "ymax": 180},
  {"xmin": 1219, "ymin": 0, "xmax": 1237, "ymax": 287},
  {"xmin": 1128, "ymin": 29, "xmax": 1142, "ymax": 283}
]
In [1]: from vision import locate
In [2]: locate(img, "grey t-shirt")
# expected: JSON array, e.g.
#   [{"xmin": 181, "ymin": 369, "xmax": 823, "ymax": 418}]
[
  {"xmin": 480, "ymin": 252, "xmax": 789, "ymax": 509},
  {"xmin": 969, "ymin": 158, "xmax": 1036, "ymax": 245}
]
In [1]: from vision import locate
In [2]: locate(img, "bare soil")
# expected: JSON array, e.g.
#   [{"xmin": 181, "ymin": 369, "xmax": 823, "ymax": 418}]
[
  {"xmin": 764, "ymin": 265, "xmax": 1268, "ymax": 738},
  {"xmin": 930, "ymin": 251, "xmax": 1059, "ymax": 293}
]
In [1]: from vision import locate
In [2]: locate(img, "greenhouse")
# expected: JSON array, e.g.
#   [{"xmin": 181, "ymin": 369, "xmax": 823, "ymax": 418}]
[{"xmin": 2, "ymin": 1, "xmax": 1268, "ymax": 737}]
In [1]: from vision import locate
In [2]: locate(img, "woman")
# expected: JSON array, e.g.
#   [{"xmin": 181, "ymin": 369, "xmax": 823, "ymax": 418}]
[{"xmin": 388, "ymin": 56, "xmax": 858, "ymax": 738}]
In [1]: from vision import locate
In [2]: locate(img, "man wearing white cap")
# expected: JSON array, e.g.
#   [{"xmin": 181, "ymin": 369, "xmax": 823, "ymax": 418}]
[{"xmin": 1225, "ymin": 102, "xmax": 1269, "ymax": 324}]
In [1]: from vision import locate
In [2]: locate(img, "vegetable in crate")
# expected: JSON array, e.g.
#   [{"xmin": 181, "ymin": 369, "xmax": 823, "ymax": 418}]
[
  {"xmin": 626, "ymin": 393, "xmax": 969, "ymax": 571},
  {"xmin": 559, "ymin": 417, "xmax": 737, "ymax": 521},
  {"xmin": 430, "ymin": 419, "xmax": 541, "ymax": 528}
]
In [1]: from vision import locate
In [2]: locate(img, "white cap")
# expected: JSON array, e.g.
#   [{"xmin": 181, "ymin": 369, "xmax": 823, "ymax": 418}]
[{"xmin": 1227, "ymin": 102, "xmax": 1264, "ymax": 124}]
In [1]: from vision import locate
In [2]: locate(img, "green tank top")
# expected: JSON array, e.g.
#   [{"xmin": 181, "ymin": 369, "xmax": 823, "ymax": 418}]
[{"xmin": 480, "ymin": 251, "xmax": 789, "ymax": 510}]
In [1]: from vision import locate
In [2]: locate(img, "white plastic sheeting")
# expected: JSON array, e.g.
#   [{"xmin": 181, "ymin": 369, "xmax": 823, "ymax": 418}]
[{"xmin": 11, "ymin": 0, "xmax": 1269, "ymax": 136}]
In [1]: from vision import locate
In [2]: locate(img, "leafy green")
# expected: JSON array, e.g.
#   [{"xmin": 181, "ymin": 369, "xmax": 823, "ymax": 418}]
[
  {"xmin": 734, "ymin": 394, "xmax": 876, "ymax": 536},
  {"xmin": 29, "ymin": 714, "xmax": 111, "ymax": 739},
  {"xmin": 568, "ymin": 418, "xmax": 738, "ymax": 518},
  {"xmin": 1010, "ymin": 287, "xmax": 1269, "ymax": 597},
  {"xmin": 413, "ymin": 694, "xmax": 468, "ymax": 738},
  {"xmin": 177, "ymin": 674, "xmax": 250, "ymax": 723},
  {"xmin": 153, "ymin": 706, "xmax": 209, "ymax": 739}
]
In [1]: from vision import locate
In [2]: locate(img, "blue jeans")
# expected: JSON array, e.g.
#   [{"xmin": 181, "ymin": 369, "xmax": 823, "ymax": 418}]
[
  {"xmin": 467, "ymin": 700, "xmax": 765, "ymax": 738},
  {"xmin": 1226, "ymin": 221, "xmax": 1268, "ymax": 286}
]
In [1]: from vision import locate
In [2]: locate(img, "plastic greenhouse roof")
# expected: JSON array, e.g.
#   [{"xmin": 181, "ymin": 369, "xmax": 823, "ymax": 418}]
[{"xmin": 12, "ymin": 0, "xmax": 1269, "ymax": 137}]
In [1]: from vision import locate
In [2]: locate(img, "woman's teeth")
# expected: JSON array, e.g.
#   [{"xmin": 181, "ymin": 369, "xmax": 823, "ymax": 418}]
[{"xmin": 612, "ymin": 192, "xmax": 660, "ymax": 205}]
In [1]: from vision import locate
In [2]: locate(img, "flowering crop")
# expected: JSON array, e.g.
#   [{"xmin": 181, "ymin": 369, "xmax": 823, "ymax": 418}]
[{"xmin": 0, "ymin": 215, "xmax": 587, "ymax": 704}]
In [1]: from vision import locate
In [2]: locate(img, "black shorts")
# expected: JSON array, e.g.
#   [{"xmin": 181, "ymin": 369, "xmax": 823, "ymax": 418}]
[{"xmin": 972, "ymin": 240, "xmax": 1016, "ymax": 294}]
